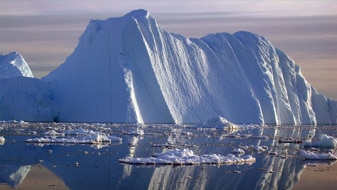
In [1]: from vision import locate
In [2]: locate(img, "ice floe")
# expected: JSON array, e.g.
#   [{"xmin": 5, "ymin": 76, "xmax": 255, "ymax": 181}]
[
  {"xmin": 304, "ymin": 134, "xmax": 337, "ymax": 148},
  {"xmin": 26, "ymin": 127, "xmax": 122, "ymax": 144},
  {"xmin": 119, "ymin": 148, "xmax": 255, "ymax": 165},
  {"xmin": 231, "ymin": 148, "xmax": 245, "ymax": 156},
  {"xmin": 0, "ymin": 136, "xmax": 5, "ymax": 145},
  {"xmin": 238, "ymin": 145, "xmax": 269, "ymax": 152},
  {"xmin": 299, "ymin": 150, "xmax": 337, "ymax": 160}
]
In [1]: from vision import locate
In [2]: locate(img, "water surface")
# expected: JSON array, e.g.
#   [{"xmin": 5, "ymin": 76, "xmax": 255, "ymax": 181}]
[{"xmin": 0, "ymin": 122, "xmax": 336, "ymax": 189}]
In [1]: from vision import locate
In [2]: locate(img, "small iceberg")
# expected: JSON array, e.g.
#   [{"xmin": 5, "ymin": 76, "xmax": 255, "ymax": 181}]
[
  {"xmin": 119, "ymin": 148, "xmax": 255, "ymax": 165},
  {"xmin": 304, "ymin": 134, "xmax": 337, "ymax": 148},
  {"xmin": 231, "ymin": 148, "xmax": 245, "ymax": 156},
  {"xmin": 299, "ymin": 150, "xmax": 337, "ymax": 160}
]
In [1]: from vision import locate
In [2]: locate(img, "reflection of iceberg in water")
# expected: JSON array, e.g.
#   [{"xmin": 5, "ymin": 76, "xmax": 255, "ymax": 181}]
[
  {"xmin": 0, "ymin": 164, "xmax": 70, "ymax": 189},
  {"xmin": 122, "ymin": 136, "xmax": 140, "ymax": 178},
  {"xmin": 0, "ymin": 165, "xmax": 31, "ymax": 188},
  {"xmin": 123, "ymin": 125, "xmax": 318, "ymax": 189},
  {"xmin": 251, "ymin": 127, "xmax": 310, "ymax": 190}
]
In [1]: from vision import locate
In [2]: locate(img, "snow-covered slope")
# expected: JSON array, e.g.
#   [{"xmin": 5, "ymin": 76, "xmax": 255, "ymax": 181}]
[
  {"xmin": 43, "ymin": 9, "xmax": 336, "ymax": 124},
  {"xmin": 0, "ymin": 52, "xmax": 34, "ymax": 78}
]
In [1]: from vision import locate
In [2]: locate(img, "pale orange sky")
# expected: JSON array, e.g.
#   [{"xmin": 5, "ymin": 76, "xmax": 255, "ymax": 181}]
[{"xmin": 0, "ymin": 0, "xmax": 337, "ymax": 99}]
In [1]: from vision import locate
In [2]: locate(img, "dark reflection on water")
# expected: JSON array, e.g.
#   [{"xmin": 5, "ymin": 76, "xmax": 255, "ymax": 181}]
[{"xmin": 0, "ymin": 123, "xmax": 336, "ymax": 189}]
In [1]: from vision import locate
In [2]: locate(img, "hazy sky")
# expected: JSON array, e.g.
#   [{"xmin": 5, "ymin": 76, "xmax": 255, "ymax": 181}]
[{"xmin": 1, "ymin": 0, "xmax": 337, "ymax": 99}]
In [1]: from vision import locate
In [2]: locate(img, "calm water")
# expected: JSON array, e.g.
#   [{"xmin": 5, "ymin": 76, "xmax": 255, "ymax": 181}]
[{"xmin": 0, "ymin": 122, "xmax": 336, "ymax": 190}]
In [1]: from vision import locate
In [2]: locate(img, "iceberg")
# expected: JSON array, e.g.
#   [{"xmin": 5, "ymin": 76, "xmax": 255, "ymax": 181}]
[
  {"xmin": 1, "ymin": 9, "xmax": 336, "ymax": 125},
  {"xmin": 42, "ymin": 9, "xmax": 337, "ymax": 125}
]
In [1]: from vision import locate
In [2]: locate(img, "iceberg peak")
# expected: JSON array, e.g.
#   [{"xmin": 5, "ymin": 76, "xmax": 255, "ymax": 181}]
[
  {"xmin": 124, "ymin": 9, "xmax": 150, "ymax": 19},
  {"xmin": 0, "ymin": 52, "xmax": 34, "ymax": 79}
]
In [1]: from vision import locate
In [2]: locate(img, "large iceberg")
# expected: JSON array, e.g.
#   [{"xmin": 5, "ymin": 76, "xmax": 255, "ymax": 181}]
[
  {"xmin": 42, "ymin": 9, "xmax": 337, "ymax": 125},
  {"xmin": 0, "ymin": 9, "xmax": 336, "ymax": 124}
]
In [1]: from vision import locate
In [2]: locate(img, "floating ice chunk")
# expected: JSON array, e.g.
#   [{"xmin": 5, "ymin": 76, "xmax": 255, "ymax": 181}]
[
  {"xmin": 119, "ymin": 149, "xmax": 255, "ymax": 165},
  {"xmin": 0, "ymin": 136, "xmax": 5, "ymax": 145},
  {"xmin": 44, "ymin": 130, "xmax": 63, "ymax": 136},
  {"xmin": 253, "ymin": 145, "xmax": 268, "ymax": 152},
  {"xmin": 299, "ymin": 150, "xmax": 337, "ymax": 160},
  {"xmin": 239, "ymin": 145, "xmax": 268, "ymax": 152},
  {"xmin": 182, "ymin": 131, "xmax": 193, "ymax": 136},
  {"xmin": 304, "ymin": 134, "xmax": 337, "ymax": 148},
  {"xmin": 231, "ymin": 148, "xmax": 245, "ymax": 155}
]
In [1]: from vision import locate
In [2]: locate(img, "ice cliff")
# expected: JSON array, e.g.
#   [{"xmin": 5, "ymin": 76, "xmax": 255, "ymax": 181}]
[
  {"xmin": 1, "ymin": 9, "xmax": 337, "ymax": 124},
  {"xmin": 42, "ymin": 9, "xmax": 337, "ymax": 124}
]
